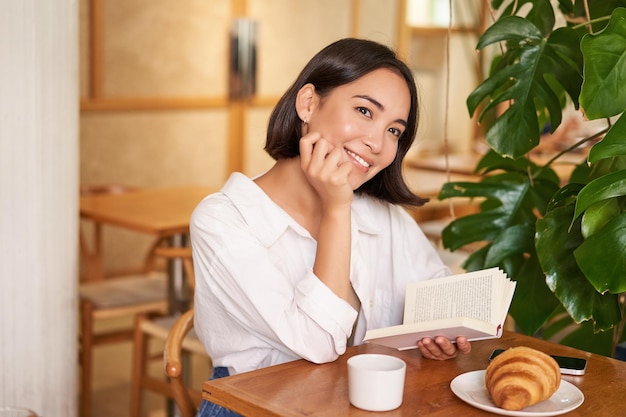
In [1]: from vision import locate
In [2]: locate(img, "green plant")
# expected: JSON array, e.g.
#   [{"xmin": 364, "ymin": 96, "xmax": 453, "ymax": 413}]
[{"xmin": 439, "ymin": 0, "xmax": 626, "ymax": 356}]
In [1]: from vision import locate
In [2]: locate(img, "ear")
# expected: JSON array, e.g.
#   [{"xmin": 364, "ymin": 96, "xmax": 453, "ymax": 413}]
[{"xmin": 295, "ymin": 83, "xmax": 318, "ymax": 122}]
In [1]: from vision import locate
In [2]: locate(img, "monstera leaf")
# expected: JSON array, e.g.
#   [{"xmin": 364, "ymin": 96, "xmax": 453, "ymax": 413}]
[
  {"xmin": 579, "ymin": 7, "xmax": 626, "ymax": 119},
  {"xmin": 573, "ymin": 169, "xmax": 626, "ymax": 220},
  {"xmin": 439, "ymin": 168, "xmax": 562, "ymax": 334},
  {"xmin": 588, "ymin": 113, "xmax": 626, "ymax": 163},
  {"xmin": 467, "ymin": 17, "xmax": 583, "ymax": 158},
  {"xmin": 575, "ymin": 213, "xmax": 626, "ymax": 294},
  {"xmin": 536, "ymin": 202, "xmax": 622, "ymax": 332},
  {"xmin": 494, "ymin": 0, "xmax": 556, "ymax": 36}
]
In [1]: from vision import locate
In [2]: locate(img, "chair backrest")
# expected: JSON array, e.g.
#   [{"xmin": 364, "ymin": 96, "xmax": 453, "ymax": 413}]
[
  {"xmin": 164, "ymin": 308, "xmax": 208, "ymax": 417},
  {"xmin": 152, "ymin": 246, "xmax": 196, "ymax": 291}
]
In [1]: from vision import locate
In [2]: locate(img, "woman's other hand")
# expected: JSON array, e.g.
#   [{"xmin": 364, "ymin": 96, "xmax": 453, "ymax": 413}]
[{"xmin": 417, "ymin": 336, "xmax": 471, "ymax": 360}]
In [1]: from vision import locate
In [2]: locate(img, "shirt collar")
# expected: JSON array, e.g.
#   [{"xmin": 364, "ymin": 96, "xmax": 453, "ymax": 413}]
[{"xmin": 222, "ymin": 173, "xmax": 383, "ymax": 246}]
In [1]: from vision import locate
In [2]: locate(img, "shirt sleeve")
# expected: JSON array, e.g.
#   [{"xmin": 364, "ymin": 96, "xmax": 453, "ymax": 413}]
[{"xmin": 190, "ymin": 195, "xmax": 358, "ymax": 367}]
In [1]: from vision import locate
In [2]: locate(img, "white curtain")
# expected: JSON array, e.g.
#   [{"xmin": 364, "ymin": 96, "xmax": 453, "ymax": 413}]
[{"xmin": 0, "ymin": 1, "xmax": 78, "ymax": 416}]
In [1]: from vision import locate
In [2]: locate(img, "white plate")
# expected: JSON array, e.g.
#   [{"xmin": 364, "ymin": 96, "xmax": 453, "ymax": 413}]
[{"xmin": 450, "ymin": 370, "xmax": 584, "ymax": 416}]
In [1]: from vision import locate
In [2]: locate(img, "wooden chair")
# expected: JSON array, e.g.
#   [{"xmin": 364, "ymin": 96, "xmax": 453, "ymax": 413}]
[
  {"xmin": 130, "ymin": 308, "xmax": 209, "ymax": 417},
  {"xmin": 79, "ymin": 271, "xmax": 169, "ymax": 417},
  {"xmin": 129, "ymin": 247, "xmax": 211, "ymax": 417},
  {"xmin": 78, "ymin": 184, "xmax": 170, "ymax": 417},
  {"xmin": 164, "ymin": 308, "xmax": 208, "ymax": 417}
]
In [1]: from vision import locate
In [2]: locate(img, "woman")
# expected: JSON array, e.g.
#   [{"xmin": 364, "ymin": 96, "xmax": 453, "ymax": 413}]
[{"xmin": 191, "ymin": 38, "xmax": 471, "ymax": 416}]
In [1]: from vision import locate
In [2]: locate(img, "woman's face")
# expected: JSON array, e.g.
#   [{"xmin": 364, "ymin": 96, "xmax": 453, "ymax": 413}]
[{"xmin": 307, "ymin": 68, "xmax": 411, "ymax": 190}]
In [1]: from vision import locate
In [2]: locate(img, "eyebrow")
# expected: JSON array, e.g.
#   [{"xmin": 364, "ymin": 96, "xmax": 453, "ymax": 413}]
[{"xmin": 354, "ymin": 95, "xmax": 407, "ymax": 127}]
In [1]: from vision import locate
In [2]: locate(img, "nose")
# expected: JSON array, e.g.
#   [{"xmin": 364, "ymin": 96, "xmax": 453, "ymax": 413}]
[{"xmin": 363, "ymin": 131, "xmax": 383, "ymax": 153}]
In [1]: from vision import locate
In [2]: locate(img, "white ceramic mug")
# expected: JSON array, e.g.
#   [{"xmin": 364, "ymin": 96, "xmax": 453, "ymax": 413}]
[{"xmin": 347, "ymin": 353, "xmax": 407, "ymax": 411}]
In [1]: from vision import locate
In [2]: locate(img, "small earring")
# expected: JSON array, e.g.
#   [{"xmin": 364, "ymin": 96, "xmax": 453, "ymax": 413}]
[{"xmin": 302, "ymin": 118, "xmax": 309, "ymax": 135}]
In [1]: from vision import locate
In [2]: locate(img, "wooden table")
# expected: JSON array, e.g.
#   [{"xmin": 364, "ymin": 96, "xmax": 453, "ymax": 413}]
[
  {"xmin": 405, "ymin": 152, "xmax": 482, "ymax": 176},
  {"xmin": 404, "ymin": 151, "xmax": 587, "ymax": 185},
  {"xmin": 80, "ymin": 185, "xmax": 213, "ymax": 312},
  {"xmin": 79, "ymin": 186, "xmax": 212, "ymax": 236},
  {"xmin": 202, "ymin": 331, "xmax": 626, "ymax": 416}
]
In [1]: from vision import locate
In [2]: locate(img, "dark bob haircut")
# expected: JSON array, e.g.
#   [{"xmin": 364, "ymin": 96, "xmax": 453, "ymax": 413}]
[{"xmin": 265, "ymin": 38, "xmax": 428, "ymax": 207}]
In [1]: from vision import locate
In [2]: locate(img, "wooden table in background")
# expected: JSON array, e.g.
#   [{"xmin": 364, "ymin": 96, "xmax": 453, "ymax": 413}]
[
  {"xmin": 79, "ymin": 186, "xmax": 212, "ymax": 236},
  {"xmin": 404, "ymin": 151, "xmax": 587, "ymax": 185},
  {"xmin": 202, "ymin": 331, "xmax": 626, "ymax": 416},
  {"xmin": 405, "ymin": 152, "xmax": 482, "ymax": 175},
  {"xmin": 80, "ymin": 185, "xmax": 213, "ymax": 313}
]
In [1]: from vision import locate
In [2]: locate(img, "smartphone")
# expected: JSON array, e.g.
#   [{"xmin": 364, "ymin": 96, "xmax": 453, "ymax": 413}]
[{"xmin": 489, "ymin": 349, "xmax": 587, "ymax": 376}]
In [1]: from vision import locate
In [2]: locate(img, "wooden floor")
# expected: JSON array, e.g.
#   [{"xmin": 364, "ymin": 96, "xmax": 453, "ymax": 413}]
[{"xmin": 88, "ymin": 317, "xmax": 211, "ymax": 417}]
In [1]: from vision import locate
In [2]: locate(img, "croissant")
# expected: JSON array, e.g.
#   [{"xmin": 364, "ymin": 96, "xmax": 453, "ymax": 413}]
[{"xmin": 485, "ymin": 346, "xmax": 561, "ymax": 411}]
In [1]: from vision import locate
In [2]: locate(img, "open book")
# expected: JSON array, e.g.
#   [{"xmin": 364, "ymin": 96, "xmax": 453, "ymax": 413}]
[{"xmin": 363, "ymin": 267, "xmax": 516, "ymax": 350}]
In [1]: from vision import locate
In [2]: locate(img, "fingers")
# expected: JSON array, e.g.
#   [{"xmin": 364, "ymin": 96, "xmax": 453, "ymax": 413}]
[
  {"xmin": 417, "ymin": 336, "xmax": 471, "ymax": 361},
  {"xmin": 299, "ymin": 132, "xmax": 322, "ymax": 168},
  {"xmin": 299, "ymin": 133, "xmax": 353, "ymax": 207},
  {"xmin": 299, "ymin": 133, "xmax": 334, "ymax": 171},
  {"xmin": 417, "ymin": 337, "xmax": 456, "ymax": 360},
  {"xmin": 300, "ymin": 134, "xmax": 349, "ymax": 180},
  {"xmin": 456, "ymin": 336, "xmax": 472, "ymax": 354}
]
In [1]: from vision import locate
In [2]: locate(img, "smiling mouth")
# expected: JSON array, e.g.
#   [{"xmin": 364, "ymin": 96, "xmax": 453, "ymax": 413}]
[{"xmin": 345, "ymin": 149, "xmax": 371, "ymax": 169}]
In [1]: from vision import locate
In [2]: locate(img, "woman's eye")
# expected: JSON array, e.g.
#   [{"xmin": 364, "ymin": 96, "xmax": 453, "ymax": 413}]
[
  {"xmin": 389, "ymin": 127, "xmax": 402, "ymax": 138},
  {"xmin": 357, "ymin": 107, "xmax": 371, "ymax": 118}
]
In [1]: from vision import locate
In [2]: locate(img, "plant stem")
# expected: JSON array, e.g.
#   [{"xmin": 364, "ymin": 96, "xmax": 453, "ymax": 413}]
[
  {"xmin": 542, "ymin": 126, "xmax": 610, "ymax": 168},
  {"xmin": 572, "ymin": 16, "xmax": 611, "ymax": 31}
]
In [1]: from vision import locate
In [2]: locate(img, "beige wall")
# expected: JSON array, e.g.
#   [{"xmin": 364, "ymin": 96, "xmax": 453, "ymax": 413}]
[{"xmin": 79, "ymin": 0, "xmax": 479, "ymax": 273}]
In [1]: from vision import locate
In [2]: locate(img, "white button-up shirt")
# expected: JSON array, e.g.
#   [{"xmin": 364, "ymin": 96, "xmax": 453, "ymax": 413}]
[{"xmin": 191, "ymin": 172, "xmax": 449, "ymax": 375}]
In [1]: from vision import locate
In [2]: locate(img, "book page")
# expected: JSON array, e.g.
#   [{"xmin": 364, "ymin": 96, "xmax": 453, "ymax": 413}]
[{"xmin": 403, "ymin": 267, "xmax": 509, "ymax": 326}]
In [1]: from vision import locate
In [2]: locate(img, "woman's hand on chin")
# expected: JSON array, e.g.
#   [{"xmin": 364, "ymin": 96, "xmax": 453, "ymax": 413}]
[{"xmin": 299, "ymin": 133, "xmax": 353, "ymax": 208}]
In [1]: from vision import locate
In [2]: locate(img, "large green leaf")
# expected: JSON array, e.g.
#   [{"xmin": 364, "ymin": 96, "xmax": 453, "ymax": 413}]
[
  {"xmin": 476, "ymin": 149, "xmax": 533, "ymax": 175},
  {"xmin": 574, "ymin": 213, "xmax": 626, "ymax": 293},
  {"xmin": 589, "ymin": 155, "xmax": 626, "ymax": 180},
  {"xmin": 439, "ymin": 168, "xmax": 563, "ymax": 335},
  {"xmin": 508, "ymin": 256, "xmax": 561, "ymax": 335},
  {"xmin": 588, "ymin": 112, "xmax": 626, "ymax": 163},
  {"xmin": 536, "ymin": 204, "xmax": 622, "ymax": 331},
  {"xmin": 462, "ymin": 245, "xmax": 489, "ymax": 272},
  {"xmin": 495, "ymin": 0, "xmax": 556, "ymax": 37},
  {"xmin": 483, "ymin": 219, "xmax": 561, "ymax": 335},
  {"xmin": 440, "ymin": 208, "xmax": 510, "ymax": 250},
  {"xmin": 573, "ymin": 169, "xmax": 626, "ymax": 219},
  {"xmin": 558, "ymin": 320, "xmax": 615, "ymax": 356},
  {"xmin": 581, "ymin": 198, "xmax": 622, "ymax": 238},
  {"xmin": 439, "ymin": 177, "xmax": 531, "ymax": 250},
  {"xmin": 579, "ymin": 7, "xmax": 626, "ymax": 119},
  {"xmin": 440, "ymin": 171, "xmax": 559, "ymax": 250},
  {"xmin": 476, "ymin": 150, "xmax": 561, "ymax": 187},
  {"xmin": 484, "ymin": 224, "xmax": 535, "ymax": 266},
  {"xmin": 569, "ymin": 161, "xmax": 593, "ymax": 184},
  {"xmin": 468, "ymin": 17, "xmax": 582, "ymax": 157}
]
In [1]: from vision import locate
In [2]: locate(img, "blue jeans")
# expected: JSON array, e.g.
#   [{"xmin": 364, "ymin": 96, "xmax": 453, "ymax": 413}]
[{"xmin": 196, "ymin": 367, "xmax": 243, "ymax": 417}]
